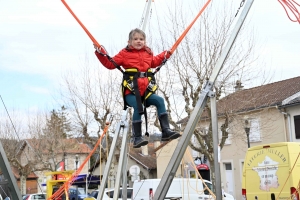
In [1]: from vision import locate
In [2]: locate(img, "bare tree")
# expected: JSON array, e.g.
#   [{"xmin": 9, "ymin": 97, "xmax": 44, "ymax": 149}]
[
  {"xmin": 0, "ymin": 108, "xmax": 85, "ymax": 194},
  {"xmin": 59, "ymin": 55, "xmax": 126, "ymax": 162},
  {"xmin": 148, "ymin": 0, "xmax": 267, "ymax": 189}
]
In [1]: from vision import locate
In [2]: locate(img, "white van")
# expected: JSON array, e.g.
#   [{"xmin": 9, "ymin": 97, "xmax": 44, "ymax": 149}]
[{"xmin": 132, "ymin": 178, "xmax": 235, "ymax": 200}]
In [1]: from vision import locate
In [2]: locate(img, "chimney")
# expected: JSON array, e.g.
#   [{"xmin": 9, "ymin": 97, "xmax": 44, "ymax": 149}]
[{"xmin": 234, "ymin": 80, "xmax": 244, "ymax": 92}]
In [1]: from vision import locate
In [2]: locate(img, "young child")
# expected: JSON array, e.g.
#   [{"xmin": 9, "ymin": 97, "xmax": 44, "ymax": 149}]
[{"xmin": 94, "ymin": 28, "xmax": 181, "ymax": 148}]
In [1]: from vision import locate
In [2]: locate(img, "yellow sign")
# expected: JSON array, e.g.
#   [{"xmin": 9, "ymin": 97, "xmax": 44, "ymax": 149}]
[{"xmin": 242, "ymin": 142, "xmax": 300, "ymax": 199}]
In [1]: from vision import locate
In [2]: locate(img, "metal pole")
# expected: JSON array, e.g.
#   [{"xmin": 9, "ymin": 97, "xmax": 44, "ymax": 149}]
[
  {"xmin": 97, "ymin": 109, "xmax": 129, "ymax": 200},
  {"xmin": 247, "ymin": 134, "xmax": 250, "ymax": 148},
  {"xmin": 121, "ymin": 137, "xmax": 129, "ymax": 200},
  {"xmin": 113, "ymin": 118, "xmax": 129, "ymax": 200},
  {"xmin": 141, "ymin": 0, "xmax": 152, "ymax": 31},
  {"xmin": 75, "ymin": 155, "xmax": 78, "ymax": 200},
  {"xmin": 210, "ymin": 95, "xmax": 222, "ymax": 200},
  {"xmin": 0, "ymin": 142, "xmax": 22, "ymax": 199},
  {"xmin": 153, "ymin": 0, "xmax": 255, "ymax": 199}
]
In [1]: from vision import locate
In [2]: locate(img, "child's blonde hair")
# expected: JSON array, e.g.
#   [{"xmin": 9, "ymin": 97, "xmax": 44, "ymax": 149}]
[{"xmin": 128, "ymin": 28, "xmax": 146, "ymax": 41}]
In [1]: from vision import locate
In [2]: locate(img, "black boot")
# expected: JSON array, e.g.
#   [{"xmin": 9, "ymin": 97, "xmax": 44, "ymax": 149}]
[
  {"xmin": 159, "ymin": 113, "xmax": 181, "ymax": 141},
  {"xmin": 132, "ymin": 121, "xmax": 148, "ymax": 148}
]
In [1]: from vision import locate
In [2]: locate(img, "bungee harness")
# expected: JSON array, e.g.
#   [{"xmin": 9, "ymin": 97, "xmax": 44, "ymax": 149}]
[
  {"xmin": 122, "ymin": 68, "xmax": 158, "ymax": 137},
  {"xmin": 122, "ymin": 68, "xmax": 158, "ymax": 113}
]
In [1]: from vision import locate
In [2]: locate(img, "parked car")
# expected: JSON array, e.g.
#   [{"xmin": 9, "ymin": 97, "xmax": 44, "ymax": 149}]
[
  {"xmin": 68, "ymin": 187, "xmax": 90, "ymax": 200},
  {"xmin": 22, "ymin": 194, "xmax": 29, "ymax": 200},
  {"xmin": 90, "ymin": 188, "xmax": 133, "ymax": 200},
  {"xmin": 52, "ymin": 187, "xmax": 89, "ymax": 200},
  {"xmin": 23, "ymin": 193, "xmax": 46, "ymax": 200}
]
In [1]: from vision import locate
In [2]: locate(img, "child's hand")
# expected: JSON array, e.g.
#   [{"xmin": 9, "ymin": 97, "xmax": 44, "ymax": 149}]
[
  {"xmin": 93, "ymin": 44, "xmax": 98, "ymax": 49},
  {"xmin": 94, "ymin": 44, "xmax": 107, "ymax": 54},
  {"xmin": 165, "ymin": 50, "xmax": 172, "ymax": 59}
]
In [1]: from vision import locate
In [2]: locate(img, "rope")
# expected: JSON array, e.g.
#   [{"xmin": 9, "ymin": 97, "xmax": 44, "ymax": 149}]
[
  {"xmin": 47, "ymin": 122, "xmax": 111, "ymax": 200},
  {"xmin": 153, "ymin": 140, "xmax": 216, "ymax": 199},
  {"xmin": 185, "ymin": 151, "xmax": 216, "ymax": 198},
  {"xmin": 170, "ymin": 0, "xmax": 212, "ymax": 54},
  {"xmin": 278, "ymin": 0, "xmax": 300, "ymax": 23},
  {"xmin": 61, "ymin": 0, "xmax": 101, "ymax": 48},
  {"xmin": 276, "ymin": 152, "xmax": 300, "ymax": 200}
]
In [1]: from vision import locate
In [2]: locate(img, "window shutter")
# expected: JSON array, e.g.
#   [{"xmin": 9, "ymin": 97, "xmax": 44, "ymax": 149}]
[{"xmin": 249, "ymin": 119, "xmax": 261, "ymax": 142}]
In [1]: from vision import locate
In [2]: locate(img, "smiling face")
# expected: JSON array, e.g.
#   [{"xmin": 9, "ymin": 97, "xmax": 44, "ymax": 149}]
[{"xmin": 128, "ymin": 32, "xmax": 145, "ymax": 50}]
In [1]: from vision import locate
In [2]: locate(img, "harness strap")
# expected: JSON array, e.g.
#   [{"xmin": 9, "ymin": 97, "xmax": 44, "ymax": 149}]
[
  {"xmin": 123, "ymin": 69, "xmax": 156, "ymax": 137},
  {"xmin": 133, "ymin": 72, "xmax": 145, "ymax": 115}
]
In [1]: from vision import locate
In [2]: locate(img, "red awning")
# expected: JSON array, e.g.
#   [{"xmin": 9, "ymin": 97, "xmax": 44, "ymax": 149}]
[{"xmin": 196, "ymin": 164, "xmax": 209, "ymax": 170}]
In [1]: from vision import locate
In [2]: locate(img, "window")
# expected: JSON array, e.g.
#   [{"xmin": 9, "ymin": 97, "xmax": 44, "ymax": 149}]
[
  {"xmin": 191, "ymin": 135, "xmax": 199, "ymax": 157},
  {"xmin": 203, "ymin": 182, "xmax": 213, "ymax": 195},
  {"xmin": 190, "ymin": 170, "xmax": 196, "ymax": 178},
  {"xmin": 33, "ymin": 194, "xmax": 46, "ymax": 199},
  {"xmin": 249, "ymin": 119, "xmax": 261, "ymax": 142},
  {"xmin": 107, "ymin": 190, "xmax": 121, "ymax": 198},
  {"xmin": 294, "ymin": 115, "xmax": 300, "ymax": 139},
  {"xmin": 126, "ymin": 189, "xmax": 133, "ymax": 198},
  {"xmin": 225, "ymin": 163, "xmax": 232, "ymax": 170},
  {"xmin": 74, "ymin": 159, "xmax": 80, "ymax": 170}
]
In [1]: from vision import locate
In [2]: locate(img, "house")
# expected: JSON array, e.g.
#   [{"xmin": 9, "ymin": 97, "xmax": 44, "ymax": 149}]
[
  {"xmin": 173, "ymin": 76, "xmax": 300, "ymax": 200},
  {"xmin": 89, "ymin": 135, "xmax": 196, "ymax": 189},
  {"xmin": 12, "ymin": 166, "xmax": 39, "ymax": 194},
  {"xmin": 17, "ymin": 138, "xmax": 92, "ymax": 194},
  {"xmin": 89, "ymin": 142, "xmax": 158, "ymax": 188}
]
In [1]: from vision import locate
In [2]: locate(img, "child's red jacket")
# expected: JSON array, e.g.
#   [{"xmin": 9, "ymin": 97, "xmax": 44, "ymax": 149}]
[{"xmin": 95, "ymin": 45, "xmax": 169, "ymax": 97}]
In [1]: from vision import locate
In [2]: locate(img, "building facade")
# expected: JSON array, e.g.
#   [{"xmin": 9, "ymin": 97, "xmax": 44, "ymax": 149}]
[{"xmin": 175, "ymin": 76, "xmax": 300, "ymax": 199}]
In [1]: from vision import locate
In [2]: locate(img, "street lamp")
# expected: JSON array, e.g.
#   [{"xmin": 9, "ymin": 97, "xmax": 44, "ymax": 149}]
[
  {"xmin": 244, "ymin": 119, "xmax": 251, "ymax": 148},
  {"xmin": 75, "ymin": 154, "xmax": 79, "ymax": 200}
]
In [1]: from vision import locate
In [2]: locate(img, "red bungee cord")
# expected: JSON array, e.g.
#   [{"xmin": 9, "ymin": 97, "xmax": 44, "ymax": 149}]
[{"xmin": 278, "ymin": 0, "xmax": 300, "ymax": 23}]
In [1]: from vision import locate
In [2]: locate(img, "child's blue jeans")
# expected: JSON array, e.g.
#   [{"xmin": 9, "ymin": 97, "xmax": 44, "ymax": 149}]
[{"xmin": 125, "ymin": 93, "xmax": 166, "ymax": 121}]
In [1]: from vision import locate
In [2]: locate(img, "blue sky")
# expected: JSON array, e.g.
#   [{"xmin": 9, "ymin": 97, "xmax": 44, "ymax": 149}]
[{"xmin": 1, "ymin": 0, "xmax": 300, "ymax": 113}]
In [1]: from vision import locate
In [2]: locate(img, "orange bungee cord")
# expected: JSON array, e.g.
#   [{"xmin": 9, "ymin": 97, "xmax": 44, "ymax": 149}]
[
  {"xmin": 47, "ymin": 123, "xmax": 110, "ymax": 200},
  {"xmin": 61, "ymin": 0, "xmax": 101, "ymax": 48},
  {"xmin": 278, "ymin": 0, "xmax": 300, "ymax": 23},
  {"xmin": 170, "ymin": 0, "xmax": 212, "ymax": 54},
  {"xmin": 61, "ymin": 0, "xmax": 211, "ymax": 55},
  {"xmin": 153, "ymin": 0, "xmax": 211, "ymax": 74}
]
